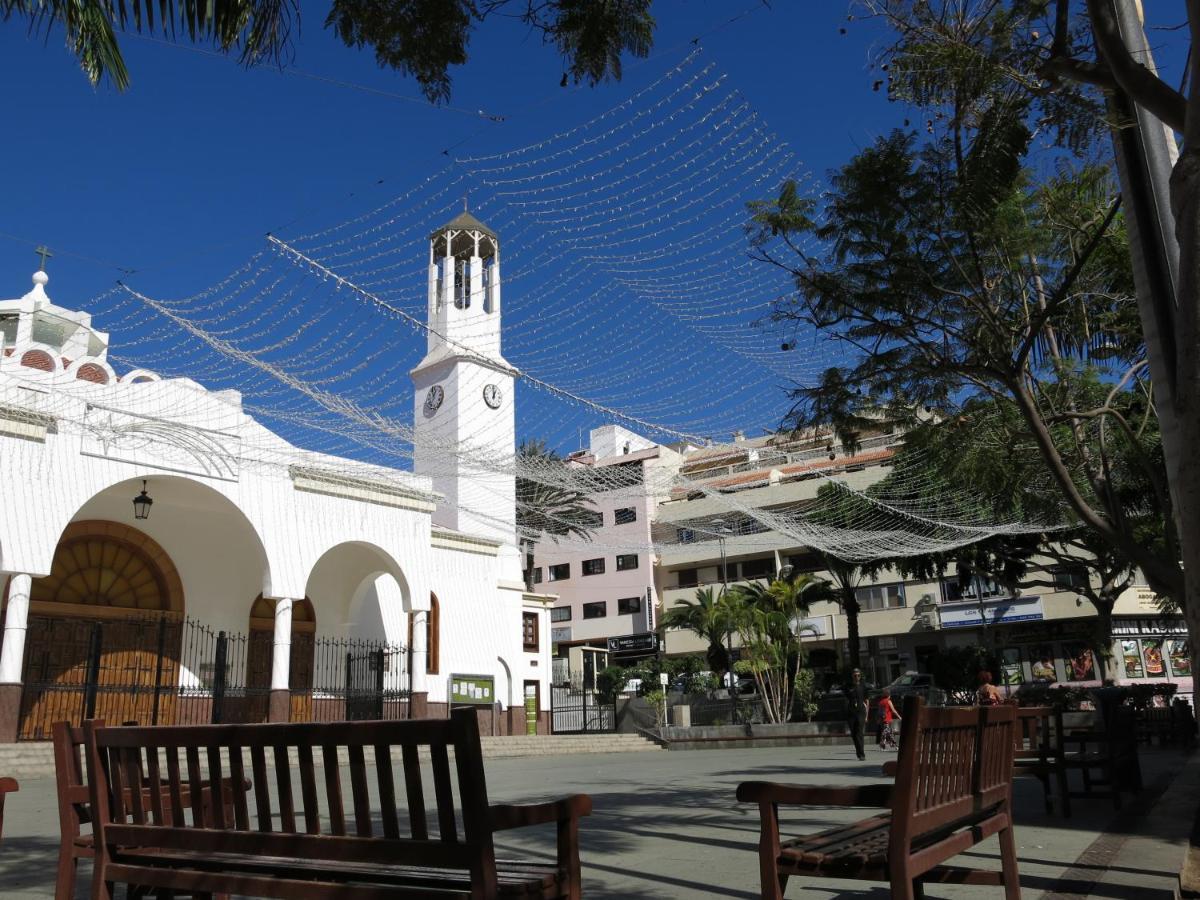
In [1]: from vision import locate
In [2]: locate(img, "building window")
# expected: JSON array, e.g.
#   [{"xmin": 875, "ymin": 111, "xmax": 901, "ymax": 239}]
[
  {"xmin": 614, "ymin": 507, "xmax": 637, "ymax": 525},
  {"xmin": 616, "ymin": 554, "xmax": 639, "ymax": 571},
  {"xmin": 531, "ymin": 567, "xmax": 543, "ymax": 584},
  {"xmin": 1053, "ymin": 567, "xmax": 1089, "ymax": 591},
  {"xmin": 548, "ymin": 563, "xmax": 570, "ymax": 582},
  {"xmin": 677, "ymin": 568, "xmax": 698, "ymax": 588},
  {"xmin": 941, "ymin": 577, "xmax": 1005, "ymax": 603},
  {"xmin": 523, "ymin": 611, "xmax": 538, "ymax": 652},
  {"xmin": 677, "ymin": 528, "xmax": 695, "ymax": 544},
  {"xmin": 550, "ymin": 606, "xmax": 572, "ymax": 622},
  {"xmin": 786, "ymin": 552, "xmax": 822, "ymax": 573},
  {"xmin": 740, "ymin": 558, "xmax": 775, "ymax": 581},
  {"xmin": 578, "ymin": 509, "xmax": 603, "ymax": 528},
  {"xmin": 618, "ymin": 597, "xmax": 642, "ymax": 615},
  {"xmin": 582, "ymin": 558, "xmax": 606, "ymax": 576},
  {"xmin": 856, "ymin": 583, "xmax": 906, "ymax": 612},
  {"xmin": 583, "ymin": 601, "xmax": 607, "ymax": 619}
]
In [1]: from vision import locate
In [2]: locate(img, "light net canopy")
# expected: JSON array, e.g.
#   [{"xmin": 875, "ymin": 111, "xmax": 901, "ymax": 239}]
[{"xmin": 61, "ymin": 49, "xmax": 1064, "ymax": 564}]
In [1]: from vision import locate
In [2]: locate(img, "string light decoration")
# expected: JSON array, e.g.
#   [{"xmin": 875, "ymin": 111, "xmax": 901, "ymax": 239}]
[{"xmin": 4, "ymin": 47, "xmax": 1074, "ymax": 566}]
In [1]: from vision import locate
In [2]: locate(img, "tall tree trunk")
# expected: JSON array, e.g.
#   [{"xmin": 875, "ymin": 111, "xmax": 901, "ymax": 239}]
[{"xmin": 844, "ymin": 590, "xmax": 862, "ymax": 673}]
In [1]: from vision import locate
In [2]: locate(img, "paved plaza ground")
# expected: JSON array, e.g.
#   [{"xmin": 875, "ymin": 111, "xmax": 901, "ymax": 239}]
[{"xmin": 0, "ymin": 742, "xmax": 1192, "ymax": 898}]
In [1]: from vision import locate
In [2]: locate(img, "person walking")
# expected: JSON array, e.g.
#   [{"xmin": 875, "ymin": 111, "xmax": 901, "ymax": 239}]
[
  {"xmin": 877, "ymin": 689, "xmax": 901, "ymax": 751},
  {"xmin": 846, "ymin": 668, "xmax": 869, "ymax": 761}
]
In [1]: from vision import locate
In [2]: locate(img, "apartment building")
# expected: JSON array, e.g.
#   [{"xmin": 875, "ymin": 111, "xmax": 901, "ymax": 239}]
[
  {"xmin": 653, "ymin": 428, "xmax": 1192, "ymax": 696},
  {"xmin": 533, "ymin": 426, "xmax": 684, "ymax": 674}
]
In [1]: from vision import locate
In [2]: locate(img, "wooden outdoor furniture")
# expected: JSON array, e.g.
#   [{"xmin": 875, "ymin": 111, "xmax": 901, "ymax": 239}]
[
  {"xmin": 738, "ymin": 697, "xmax": 1020, "ymax": 900},
  {"xmin": 1011, "ymin": 706, "xmax": 1069, "ymax": 817},
  {"xmin": 0, "ymin": 775, "xmax": 17, "ymax": 842},
  {"xmin": 1059, "ymin": 704, "xmax": 1143, "ymax": 811},
  {"xmin": 52, "ymin": 720, "xmax": 249, "ymax": 900},
  {"xmin": 83, "ymin": 708, "xmax": 592, "ymax": 899}
]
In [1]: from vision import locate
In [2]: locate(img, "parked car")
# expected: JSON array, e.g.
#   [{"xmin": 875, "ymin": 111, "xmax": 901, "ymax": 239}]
[{"xmin": 885, "ymin": 672, "xmax": 948, "ymax": 707}]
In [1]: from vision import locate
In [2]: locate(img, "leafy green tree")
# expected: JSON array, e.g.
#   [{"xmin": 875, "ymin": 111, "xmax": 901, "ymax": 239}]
[
  {"xmin": 7, "ymin": 0, "xmax": 655, "ymax": 98},
  {"xmin": 660, "ymin": 586, "xmax": 730, "ymax": 680},
  {"xmin": 726, "ymin": 574, "xmax": 828, "ymax": 723},
  {"xmin": 749, "ymin": 67, "xmax": 1181, "ymax": 606},
  {"xmin": 515, "ymin": 438, "xmax": 598, "ymax": 592},
  {"xmin": 853, "ymin": 0, "xmax": 1200, "ymax": 713}
]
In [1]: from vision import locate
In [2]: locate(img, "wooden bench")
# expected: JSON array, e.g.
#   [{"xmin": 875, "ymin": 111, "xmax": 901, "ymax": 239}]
[
  {"xmin": 84, "ymin": 709, "xmax": 592, "ymax": 899},
  {"xmin": 54, "ymin": 720, "xmax": 249, "ymax": 900},
  {"xmin": 1059, "ymin": 704, "xmax": 1142, "ymax": 811},
  {"xmin": 1011, "ymin": 706, "xmax": 1069, "ymax": 816},
  {"xmin": 0, "ymin": 775, "xmax": 16, "ymax": 843},
  {"xmin": 738, "ymin": 697, "xmax": 1020, "ymax": 900}
]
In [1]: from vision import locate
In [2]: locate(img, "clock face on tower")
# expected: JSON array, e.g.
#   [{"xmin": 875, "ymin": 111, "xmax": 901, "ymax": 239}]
[
  {"xmin": 483, "ymin": 384, "xmax": 502, "ymax": 409},
  {"xmin": 424, "ymin": 384, "xmax": 444, "ymax": 413}
]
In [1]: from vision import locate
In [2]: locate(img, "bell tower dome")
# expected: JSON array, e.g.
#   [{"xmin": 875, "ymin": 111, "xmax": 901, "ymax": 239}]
[{"xmin": 411, "ymin": 209, "xmax": 519, "ymax": 577}]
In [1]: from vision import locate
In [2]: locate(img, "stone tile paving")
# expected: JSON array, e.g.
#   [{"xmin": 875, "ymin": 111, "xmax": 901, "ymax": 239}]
[{"xmin": 0, "ymin": 743, "xmax": 1188, "ymax": 898}]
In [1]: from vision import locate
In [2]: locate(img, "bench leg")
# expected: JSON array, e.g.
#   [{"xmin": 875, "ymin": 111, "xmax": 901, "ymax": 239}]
[
  {"xmin": 912, "ymin": 879, "xmax": 925, "ymax": 899},
  {"xmin": 1056, "ymin": 766, "xmax": 1071, "ymax": 818},
  {"xmin": 999, "ymin": 823, "xmax": 1021, "ymax": 900},
  {"xmin": 755, "ymin": 801, "xmax": 785, "ymax": 900},
  {"xmin": 53, "ymin": 842, "xmax": 77, "ymax": 900}
]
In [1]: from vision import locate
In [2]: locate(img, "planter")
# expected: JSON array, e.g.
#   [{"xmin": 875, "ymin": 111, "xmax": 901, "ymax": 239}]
[{"xmin": 653, "ymin": 721, "xmax": 849, "ymax": 751}]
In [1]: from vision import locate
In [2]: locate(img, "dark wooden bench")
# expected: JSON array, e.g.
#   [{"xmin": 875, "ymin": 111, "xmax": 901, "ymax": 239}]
[
  {"xmin": 1059, "ymin": 704, "xmax": 1142, "ymax": 811},
  {"xmin": 84, "ymin": 709, "xmax": 591, "ymax": 899},
  {"xmin": 738, "ymin": 697, "xmax": 1020, "ymax": 900},
  {"xmin": 54, "ymin": 720, "xmax": 248, "ymax": 900},
  {"xmin": 1011, "ymin": 706, "xmax": 1069, "ymax": 816},
  {"xmin": 0, "ymin": 775, "xmax": 17, "ymax": 843}
]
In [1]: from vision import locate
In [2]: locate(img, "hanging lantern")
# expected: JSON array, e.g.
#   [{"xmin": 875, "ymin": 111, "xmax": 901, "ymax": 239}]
[{"xmin": 132, "ymin": 480, "xmax": 153, "ymax": 520}]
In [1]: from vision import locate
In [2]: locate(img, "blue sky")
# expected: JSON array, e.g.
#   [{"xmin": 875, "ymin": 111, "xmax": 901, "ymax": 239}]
[
  {"xmin": 0, "ymin": 3, "xmax": 1190, "ymax": 459},
  {"xmin": 0, "ymin": 2, "xmax": 900, "ymax": 301}
]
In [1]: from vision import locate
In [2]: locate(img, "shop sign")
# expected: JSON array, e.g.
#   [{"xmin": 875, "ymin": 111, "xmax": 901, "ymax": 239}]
[
  {"xmin": 1112, "ymin": 617, "xmax": 1187, "ymax": 637},
  {"xmin": 450, "ymin": 673, "xmax": 494, "ymax": 705},
  {"xmin": 607, "ymin": 633, "xmax": 657, "ymax": 654},
  {"xmin": 551, "ymin": 627, "xmax": 572, "ymax": 644},
  {"xmin": 941, "ymin": 596, "xmax": 1044, "ymax": 629}
]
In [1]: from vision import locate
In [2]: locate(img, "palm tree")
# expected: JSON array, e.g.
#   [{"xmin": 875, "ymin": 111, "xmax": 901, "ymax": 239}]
[
  {"xmin": 727, "ymin": 574, "xmax": 828, "ymax": 723},
  {"xmin": 4, "ymin": 0, "xmax": 293, "ymax": 90},
  {"xmin": 515, "ymin": 439, "xmax": 598, "ymax": 592},
  {"xmin": 660, "ymin": 587, "xmax": 731, "ymax": 679}
]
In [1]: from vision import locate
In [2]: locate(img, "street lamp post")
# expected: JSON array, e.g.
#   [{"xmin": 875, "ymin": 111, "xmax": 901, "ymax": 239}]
[{"xmin": 711, "ymin": 518, "xmax": 735, "ymax": 703}]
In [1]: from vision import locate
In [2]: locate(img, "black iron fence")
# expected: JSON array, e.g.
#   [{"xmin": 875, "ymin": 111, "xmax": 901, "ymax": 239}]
[
  {"xmin": 18, "ymin": 612, "xmax": 409, "ymax": 740},
  {"xmin": 550, "ymin": 687, "xmax": 616, "ymax": 734}
]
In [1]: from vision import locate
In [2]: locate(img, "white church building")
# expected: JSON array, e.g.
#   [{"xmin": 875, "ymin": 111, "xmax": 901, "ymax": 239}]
[{"xmin": 0, "ymin": 212, "xmax": 551, "ymax": 742}]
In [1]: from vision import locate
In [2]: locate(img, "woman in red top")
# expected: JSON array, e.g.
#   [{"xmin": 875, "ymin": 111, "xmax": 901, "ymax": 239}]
[{"xmin": 878, "ymin": 689, "xmax": 901, "ymax": 751}]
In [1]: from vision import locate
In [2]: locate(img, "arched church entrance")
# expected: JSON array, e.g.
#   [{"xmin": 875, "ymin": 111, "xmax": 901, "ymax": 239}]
[
  {"xmin": 246, "ymin": 596, "xmax": 316, "ymax": 722},
  {"xmin": 13, "ymin": 520, "xmax": 185, "ymax": 740}
]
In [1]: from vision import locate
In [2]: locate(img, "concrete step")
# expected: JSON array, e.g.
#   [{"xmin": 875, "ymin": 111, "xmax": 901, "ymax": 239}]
[{"xmin": 0, "ymin": 731, "xmax": 662, "ymax": 778}]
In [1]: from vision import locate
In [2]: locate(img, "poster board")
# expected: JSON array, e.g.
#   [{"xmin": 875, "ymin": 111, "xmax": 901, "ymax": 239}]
[{"xmin": 450, "ymin": 673, "xmax": 495, "ymax": 706}]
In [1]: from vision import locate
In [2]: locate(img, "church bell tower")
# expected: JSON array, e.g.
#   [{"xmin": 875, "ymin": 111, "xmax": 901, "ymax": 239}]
[{"xmin": 411, "ymin": 210, "xmax": 519, "ymax": 574}]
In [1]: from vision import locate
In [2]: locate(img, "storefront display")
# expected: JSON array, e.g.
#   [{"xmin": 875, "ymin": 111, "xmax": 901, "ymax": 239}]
[
  {"xmin": 1121, "ymin": 640, "xmax": 1144, "ymax": 678},
  {"xmin": 1030, "ymin": 646, "xmax": 1057, "ymax": 683},
  {"xmin": 1142, "ymin": 639, "xmax": 1166, "ymax": 677},
  {"xmin": 1168, "ymin": 640, "xmax": 1192, "ymax": 677},
  {"xmin": 1066, "ymin": 644, "xmax": 1095, "ymax": 682},
  {"xmin": 1000, "ymin": 648, "xmax": 1023, "ymax": 686}
]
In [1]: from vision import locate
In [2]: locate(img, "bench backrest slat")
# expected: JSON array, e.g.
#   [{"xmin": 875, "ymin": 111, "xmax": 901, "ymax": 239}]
[
  {"xmin": 250, "ymin": 745, "xmax": 272, "ymax": 831},
  {"xmin": 891, "ymin": 697, "xmax": 1016, "ymax": 857},
  {"xmin": 348, "ymin": 744, "xmax": 372, "ymax": 837},
  {"xmin": 84, "ymin": 710, "xmax": 498, "ymax": 879},
  {"xmin": 297, "ymin": 744, "xmax": 320, "ymax": 833},
  {"xmin": 431, "ymin": 742, "xmax": 458, "ymax": 843},
  {"xmin": 375, "ymin": 742, "xmax": 400, "ymax": 839},
  {"xmin": 273, "ymin": 744, "xmax": 296, "ymax": 832},
  {"xmin": 322, "ymin": 744, "xmax": 346, "ymax": 835},
  {"xmin": 402, "ymin": 743, "xmax": 428, "ymax": 840}
]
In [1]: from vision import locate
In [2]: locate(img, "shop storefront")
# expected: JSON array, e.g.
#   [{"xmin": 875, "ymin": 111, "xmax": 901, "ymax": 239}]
[{"xmin": 1111, "ymin": 617, "xmax": 1192, "ymax": 697}]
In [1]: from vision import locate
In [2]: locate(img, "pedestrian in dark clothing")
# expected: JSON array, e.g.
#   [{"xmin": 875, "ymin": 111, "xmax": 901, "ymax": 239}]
[{"xmin": 846, "ymin": 668, "xmax": 868, "ymax": 761}]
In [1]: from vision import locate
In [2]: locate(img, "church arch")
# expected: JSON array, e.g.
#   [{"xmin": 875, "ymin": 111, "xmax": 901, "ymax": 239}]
[{"xmin": 246, "ymin": 595, "xmax": 315, "ymax": 723}]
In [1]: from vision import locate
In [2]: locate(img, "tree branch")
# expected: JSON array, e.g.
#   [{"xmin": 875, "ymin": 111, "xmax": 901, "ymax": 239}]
[{"xmin": 1086, "ymin": 0, "xmax": 1187, "ymax": 131}]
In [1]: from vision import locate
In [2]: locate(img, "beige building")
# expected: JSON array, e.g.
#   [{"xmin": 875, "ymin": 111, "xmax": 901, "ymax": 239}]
[{"xmin": 653, "ymin": 429, "xmax": 1192, "ymax": 696}]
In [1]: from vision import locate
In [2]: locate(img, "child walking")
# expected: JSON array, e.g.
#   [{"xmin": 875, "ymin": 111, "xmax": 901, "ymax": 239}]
[{"xmin": 878, "ymin": 689, "xmax": 901, "ymax": 751}]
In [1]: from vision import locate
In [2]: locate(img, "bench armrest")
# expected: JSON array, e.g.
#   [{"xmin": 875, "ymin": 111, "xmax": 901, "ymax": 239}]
[
  {"xmin": 736, "ymin": 781, "xmax": 893, "ymax": 808},
  {"xmin": 489, "ymin": 794, "xmax": 593, "ymax": 831}
]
